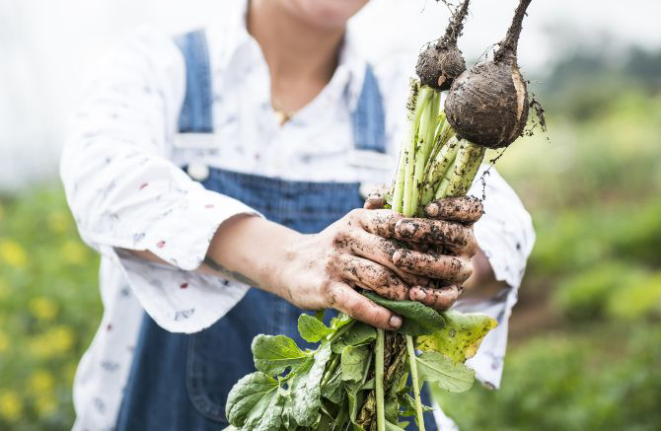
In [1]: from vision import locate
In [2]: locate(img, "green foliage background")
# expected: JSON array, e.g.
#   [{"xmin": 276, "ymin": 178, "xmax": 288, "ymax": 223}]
[{"xmin": 1, "ymin": 45, "xmax": 661, "ymax": 430}]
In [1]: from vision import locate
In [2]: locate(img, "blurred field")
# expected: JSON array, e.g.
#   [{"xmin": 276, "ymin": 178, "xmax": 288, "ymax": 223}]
[{"xmin": 1, "ymin": 46, "xmax": 661, "ymax": 430}]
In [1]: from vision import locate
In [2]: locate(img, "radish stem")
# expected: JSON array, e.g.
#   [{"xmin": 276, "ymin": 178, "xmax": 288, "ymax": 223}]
[
  {"xmin": 406, "ymin": 335, "xmax": 426, "ymax": 431},
  {"xmin": 422, "ymin": 137, "xmax": 460, "ymax": 205},
  {"xmin": 445, "ymin": 143, "xmax": 486, "ymax": 197},
  {"xmin": 375, "ymin": 329, "xmax": 386, "ymax": 431},
  {"xmin": 403, "ymin": 90, "xmax": 431, "ymax": 217},
  {"xmin": 393, "ymin": 80, "xmax": 421, "ymax": 213},
  {"xmin": 410, "ymin": 89, "xmax": 440, "ymax": 216}
]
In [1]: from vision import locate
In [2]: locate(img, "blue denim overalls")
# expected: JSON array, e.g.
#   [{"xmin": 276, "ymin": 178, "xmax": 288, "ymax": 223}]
[{"xmin": 116, "ymin": 30, "xmax": 436, "ymax": 431}]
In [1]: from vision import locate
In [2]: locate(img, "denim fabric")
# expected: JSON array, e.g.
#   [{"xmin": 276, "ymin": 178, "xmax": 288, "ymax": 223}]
[{"xmin": 116, "ymin": 30, "xmax": 436, "ymax": 431}]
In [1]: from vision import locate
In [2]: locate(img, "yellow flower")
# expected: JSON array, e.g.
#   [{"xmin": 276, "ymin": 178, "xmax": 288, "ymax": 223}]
[
  {"xmin": 0, "ymin": 390, "xmax": 23, "ymax": 422},
  {"xmin": 0, "ymin": 331, "xmax": 8, "ymax": 354},
  {"xmin": 62, "ymin": 240, "xmax": 87, "ymax": 265},
  {"xmin": 29, "ymin": 326, "xmax": 75, "ymax": 359},
  {"xmin": 0, "ymin": 238, "xmax": 27, "ymax": 269},
  {"xmin": 28, "ymin": 370, "xmax": 55, "ymax": 394},
  {"xmin": 29, "ymin": 297, "xmax": 59, "ymax": 321},
  {"xmin": 47, "ymin": 211, "xmax": 69, "ymax": 234},
  {"xmin": 50, "ymin": 326, "xmax": 75, "ymax": 353},
  {"xmin": 35, "ymin": 395, "xmax": 57, "ymax": 418}
]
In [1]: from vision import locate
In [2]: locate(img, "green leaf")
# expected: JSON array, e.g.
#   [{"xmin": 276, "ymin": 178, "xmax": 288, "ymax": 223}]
[
  {"xmin": 298, "ymin": 314, "xmax": 333, "ymax": 343},
  {"xmin": 398, "ymin": 393, "xmax": 433, "ymax": 417},
  {"xmin": 321, "ymin": 366, "xmax": 344, "ymax": 404},
  {"xmin": 416, "ymin": 351, "xmax": 475, "ymax": 393},
  {"xmin": 345, "ymin": 381, "xmax": 364, "ymax": 423},
  {"xmin": 385, "ymin": 393, "xmax": 400, "ymax": 424},
  {"xmin": 332, "ymin": 322, "xmax": 376, "ymax": 354},
  {"xmin": 252, "ymin": 335, "xmax": 308, "ymax": 376},
  {"xmin": 330, "ymin": 313, "xmax": 354, "ymax": 330},
  {"xmin": 226, "ymin": 372, "xmax": 284, "ymax": 431},
  {"xmin": 416, "ymin": 311, "xmax": 497, "ymax": 363},
  {"xmin": 340, "ymin": 344, "xmax": 371, "ymax": 382},
  {"xmin": 283, "ymin": 342, "xmax": 333, "ymax": 427},
  {"xmin": 363, "ymin": 292, "xmax": 446, "ymax": 336}
]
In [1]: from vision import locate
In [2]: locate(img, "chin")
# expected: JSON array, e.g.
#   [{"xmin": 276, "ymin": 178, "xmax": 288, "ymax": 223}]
[{"xmin": 284, "ymin": 0, "xmax": 369, "ymax": 29}]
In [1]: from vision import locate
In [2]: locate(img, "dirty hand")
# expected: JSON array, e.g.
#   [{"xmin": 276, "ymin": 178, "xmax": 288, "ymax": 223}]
[
  {"xmin": 365, "ymin": 191, "xmax": 484, "ymax": 310},
  {"xmin": 278, "ymin": 208, "xmax": 433, "ymax": 330}
]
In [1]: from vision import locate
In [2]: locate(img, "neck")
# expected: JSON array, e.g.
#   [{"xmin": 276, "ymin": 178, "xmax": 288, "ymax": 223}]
[{"xmin": 248, "ymin": 0, "xmax": 345, "ymax": 87}]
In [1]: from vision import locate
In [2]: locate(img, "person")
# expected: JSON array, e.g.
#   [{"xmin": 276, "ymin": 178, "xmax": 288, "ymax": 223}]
[{"xmin": 61, "ymin": 0, "xmax": 534, "ymax": 429}]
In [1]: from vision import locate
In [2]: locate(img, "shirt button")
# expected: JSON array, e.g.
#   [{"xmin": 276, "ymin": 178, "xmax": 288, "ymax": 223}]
[{"xmin": 187, "ymin": 164, "xmax": 209, "ymax": 181}]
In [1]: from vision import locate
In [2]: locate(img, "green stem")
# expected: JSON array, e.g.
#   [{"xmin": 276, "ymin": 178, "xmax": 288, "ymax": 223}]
[
  {"xmin": 410, "ymin": 89, "xmax": 440, "ymax": 217},
  {"xmin": 406, "ymin": 336, "xmax": 426, "ymax": 431},
  {"xmin": 328, "ymin": 317, "xmax": 356, "ymax": 343},
  {"xmin": 320, "ymin": 354, "xmax": 341, "ymax": 388},
  {"xmin": 421, "ymin": 137, "xmax": 460, "ymax": 206},
  {"xmin": 402, "ymin": 87, "xmax": 432, "ymax": 216},
  {"xmin": 444, "ymin": 143, "xmax": 486, "ymax": 197},
  {"xmin": 375, "ymin": 329, "xmax": 386, "ymax": 431},
  {"xmin": 422, "ymin": 112, "xmax": 450, "ymax": 182},
  {"xmin": 392, "ymin": 80, "xmax": 421, "ymax": 213}
]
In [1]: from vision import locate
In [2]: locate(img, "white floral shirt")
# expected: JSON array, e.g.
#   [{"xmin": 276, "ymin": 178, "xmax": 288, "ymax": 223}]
[{"xmin": 61, "ymin": 3, "xmax": 534, "ymax": 430}]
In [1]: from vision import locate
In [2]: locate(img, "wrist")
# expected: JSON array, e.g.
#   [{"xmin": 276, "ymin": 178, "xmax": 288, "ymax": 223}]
[{"xmin": 207, "ymin": 214, "xmax": 302, "ymax": 294}]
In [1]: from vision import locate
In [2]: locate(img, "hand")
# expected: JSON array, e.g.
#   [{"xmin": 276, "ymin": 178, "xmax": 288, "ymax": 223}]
[
  {"xmin": 276, "ymin": 208, "xmax": 431, "ymax": 330},
  {"xmin": 365, "ymin": 191, "xmax": 484, "ymax": 310}
]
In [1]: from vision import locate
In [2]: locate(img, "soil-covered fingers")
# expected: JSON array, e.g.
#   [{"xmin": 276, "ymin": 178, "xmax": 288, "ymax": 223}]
[
  {"xmin": 363, "ymin": 194, "xmax": 385, "ymax": 210},
  {"xmin": 392, "ymin": 249, "xmax": 473, "ymax": 283},
  {"xmin": 409, "ymin": 285, "xmax": 462, "ymax": 310},
  {"xmin": 325, "ymin": 281, "xmax": 402, "ymax": 330},
  {"xmin": 341, "ymin": 228, "xmax": 431, "ymax": 287},
  {"xmin": 336, "ymin": 254, "xmax": 409, "ymax": 301},
  {"xmin": 424, "ymin": 196, "xmax": 484, "ymax": 224},
  {"xmin": 394, "ymin": 217, "xmax": 477, "ymax": 251},
  {"xmin": 363, "ymin": 185, "xmax": 390, "ymax": 210},
  {"xmin": 349, "ymin": 209, "xmax": 403, "ymax": 239}
]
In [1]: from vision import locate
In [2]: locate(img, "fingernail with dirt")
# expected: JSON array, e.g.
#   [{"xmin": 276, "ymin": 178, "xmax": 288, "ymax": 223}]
[{"xmin": 389, "ymin": 315, "xmax": 402, "ymax": 329}]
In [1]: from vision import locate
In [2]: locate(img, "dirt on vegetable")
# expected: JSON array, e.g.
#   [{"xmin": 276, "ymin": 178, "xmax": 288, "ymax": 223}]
[
  {"xmin": 416, "ymin": 0, "xmax": 471, "ymax": 91},
  {"xmin": 445, "ymin": 0, "xmax": 533, "ymax": 148}
]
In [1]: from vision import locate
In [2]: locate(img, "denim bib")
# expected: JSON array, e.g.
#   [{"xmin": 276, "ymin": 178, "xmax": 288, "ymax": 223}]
[{"xmin": 116, "ymin": 30, "xmax": 436, "ymax": 430}]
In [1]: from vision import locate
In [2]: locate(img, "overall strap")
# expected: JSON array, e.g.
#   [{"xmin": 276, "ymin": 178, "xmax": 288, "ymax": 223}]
[
  {"xmin": 351, "ymin": 64, "xmax": 386, "ymax": 153},
  {"xmin": 174, "ymin": 30, "xmax": 214, "ymax": 133}
]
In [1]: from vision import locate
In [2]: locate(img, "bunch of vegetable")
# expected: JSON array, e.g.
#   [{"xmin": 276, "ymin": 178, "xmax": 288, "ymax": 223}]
[{"xmin": 225, "ymin": 0, "xmax": 537, "ymax": 429}]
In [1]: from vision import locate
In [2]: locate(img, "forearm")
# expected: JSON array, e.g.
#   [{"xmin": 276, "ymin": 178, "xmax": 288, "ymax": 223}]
[
  {"xmin": 201, "ymin": 214, "xmax": 299, "ymax": 295},
  {"xmin": 130, "ymin": 214, "xmax": 301, "ymax": 298}
]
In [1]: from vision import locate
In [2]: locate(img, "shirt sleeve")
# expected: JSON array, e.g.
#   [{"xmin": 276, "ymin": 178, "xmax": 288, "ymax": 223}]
[
  {"xmin": 60, "ymin": 27, "xmax": 258, "ymax": 333},
  {"xmin": 459, "ymin": 165, "xmax": 536, "ymax": 389}
]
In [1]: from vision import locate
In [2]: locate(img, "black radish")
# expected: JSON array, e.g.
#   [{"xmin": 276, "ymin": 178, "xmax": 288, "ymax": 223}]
[
  {"xmin": 415, "ymin": 0, "xmax": 471, "ymax": 91},
  {"xmin": 445, "ymin": 0, "xmax": 533, "ymax": 148}
]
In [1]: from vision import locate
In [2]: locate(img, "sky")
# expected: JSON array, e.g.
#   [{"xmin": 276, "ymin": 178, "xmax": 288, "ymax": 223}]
[{"xmin": 1, "ymin": 0, "xmax": 660, "ymax": 190}]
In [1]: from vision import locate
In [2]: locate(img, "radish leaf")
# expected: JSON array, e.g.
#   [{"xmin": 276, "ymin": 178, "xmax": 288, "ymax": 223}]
[
  {"xmin": 363, "ymin": 292, "xmax": 446, "ymax": 336},
  {"xmin": 332, "ymin": 323, "xmax": 376, "ymax": 354},
  {"xmin": 283, "ymin": 342, "xmax": 332, "ymax": 427},
  {"xmin": 252, "ymin": 334, "xmax": 309, "ymax": 376},
  {"xmin": 298, "ymin": 314, "xmax": 333, "ymax": 343},
  {"xmin": 225, "ymin": 372, "xmax": 283, "ymax": 430},
  {"xmin": 341, "ymin": 344, "xmax": 371, "ymax": 382},
  {"xmin": 416, "ymin": 351, "xmax": 475, "ymax": 393},
  {"xmin": 416, "ymin": 311, "xmax": 497, "ymax": 363}
]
